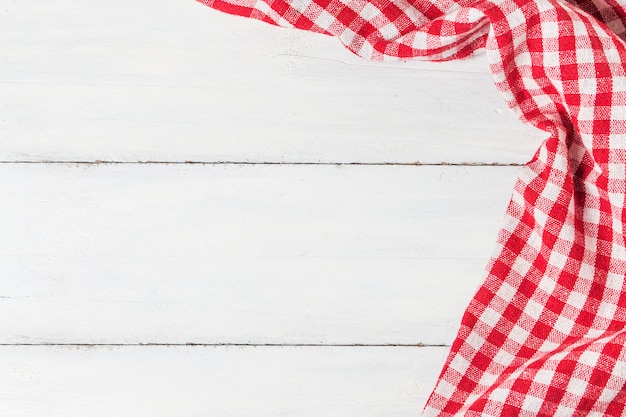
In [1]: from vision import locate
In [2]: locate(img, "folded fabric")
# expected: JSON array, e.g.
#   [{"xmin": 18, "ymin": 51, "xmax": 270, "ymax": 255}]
[{"xmin": 196, "ymin": 0, "xmax": 626, "ymax": 415}]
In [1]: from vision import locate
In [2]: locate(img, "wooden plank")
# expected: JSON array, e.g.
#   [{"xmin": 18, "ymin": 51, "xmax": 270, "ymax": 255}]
[
  {"xmin": 0, "ymin": 163, "xmax": 517, "ymax": 345},
  {"xmin": 0, "ymin": 0, "xmax": 545, "ymax": 164},
  {"xmin": 0, "ymin": 345, "xmax": 447, "ymax": 417}
]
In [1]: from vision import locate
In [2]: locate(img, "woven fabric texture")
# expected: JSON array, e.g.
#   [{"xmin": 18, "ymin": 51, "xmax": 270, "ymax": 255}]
[{"xmin": 197, "ymin": 0, "xmax": 626, "ymax": 415}]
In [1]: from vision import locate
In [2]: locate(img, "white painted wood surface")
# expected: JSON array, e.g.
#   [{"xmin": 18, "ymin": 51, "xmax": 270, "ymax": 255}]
[
  {"xmin": 0, "ymin": 163, "xmax": 517, "ymax": 345},
  {"xmin": 0, "ymin": 0, "xmax": 540, "ymax": 415},
  {"xmin": 0, "ymin": 346, "xmax": 445, "ymax": 416},
  {"xmin": 0, "ymin": 0, "xmax": 545, "ymax": 164}
]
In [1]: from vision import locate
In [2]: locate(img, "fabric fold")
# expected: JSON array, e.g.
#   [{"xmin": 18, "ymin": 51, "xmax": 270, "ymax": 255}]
[{"xmin": 196, "ymin": 0, "xmax": 626, "ymax": 415}]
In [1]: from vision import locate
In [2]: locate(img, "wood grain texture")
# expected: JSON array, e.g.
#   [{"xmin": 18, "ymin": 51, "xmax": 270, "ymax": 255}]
[
  {"xmin": 0, "ymin": 345, "xmax": 446, "ymax": 417},
  {"xmin": 0, "ymin": 163, "xmax": 517, "ymax": 345},
  {"xmin": 0, "ymin": 0, "xmax": 545, "ymax": 164}
]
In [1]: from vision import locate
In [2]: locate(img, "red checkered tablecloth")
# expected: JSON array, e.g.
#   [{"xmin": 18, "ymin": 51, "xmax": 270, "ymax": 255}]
[{"xmin": 197, "ymin": 0, "xmax": 626, "ymax": 415}]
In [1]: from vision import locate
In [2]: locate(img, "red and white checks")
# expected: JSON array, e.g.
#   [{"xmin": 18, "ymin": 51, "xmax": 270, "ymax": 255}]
[{"xmin": 197, "ymin": 0, "xmax": 626, "ymax": 415}]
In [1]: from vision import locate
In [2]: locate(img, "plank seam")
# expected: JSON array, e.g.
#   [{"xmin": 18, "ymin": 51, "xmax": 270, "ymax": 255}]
[
  {"xmin": 0, "ymin": 160, "xmax": 523, "ymax": 167},
  {"xmin": 0, "ymin": 343, "xmax": 450, "ymax": 348}
]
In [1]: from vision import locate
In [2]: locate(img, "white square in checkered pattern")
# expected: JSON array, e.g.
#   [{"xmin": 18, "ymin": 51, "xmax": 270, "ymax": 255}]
[
  {"xmin": 403, "ymin": 2, "xmax": 426, "ymax": 24},
  {"xmin": 578, "ymin": 105, "xmax": 595, "ymax": 122},
  {"xmin": 552, "ymin": 152, "xmax": 569, "ymax": 173},
  {"xmin": 605, "ymin": 47, "xmax": 623, "ymax": 64},
  {"xmin": 517, "ymin": 50, "xmax": 532, "ymax": 67},
  {"xmin": 535, "ymin": 0, "xmax": 555, "ymax": 13},
  {"xmin": 610, "ymin": 133, "xmax": 626, "ymax": 149},
  {"xmin": 449, "ymin": 354, "xmax": 472, "ymax": 376},
  {"xmin": 586, "ymin": 179, "xmax": 601, "ymax": 197},
  {"xmin": 290, "ymin": 0, "xmax": 310, "ymax": 13},
  {"xmin": 410, "ymin": 30, "xmax": 428, "ymax": 49},
  {"xmin": 478, "ymin": 370, "xmax": 499, "ymax": 387},
  {"xmin": 543, "ymin": 180, "xmax": 563, "ymax": 202},
  {"xmin": 583, "ymin": 207, "xmax": 601, "ymax": 224},
  {"xmin": 581, "ymin": 132, "xmax": 598, "ymax": 154},
  {"xmin": 505, "ymin": 7, "xmax": 526, "ymax": 32},
  {"xmin": 460, "ymin": 8, "xmax": 481, "ymax": 28},
  {"xmin": 464, "ymin": 332, "xmax": 488, "ymax": 353},
  {"xmin": 488, "ymin": 387, "xmax": 510, "ymax": 405},
  {"xmin": 610, "ymin": 105, "xmax": 626, "ymax": 123},
  {"xmin": 576, "ymin": 46, "xmax": 596, "ymax": 65},
  {"xmin": 614, "ymin": 360, "xmax": 626, "ymax": 378},
  {"xmin": 613, "ymin": 76, "xmax": 626, "ymax": 92},
  {"xmin": 492, "ymin": 347, "xmax": 516, "ymax": 366},
  {"xmin": 612, "ymin": 208, "xmax": 626, "ymax": 239},
  {"xmin": 434, "ymin": 379, "xmax": 457, "ymax": 398},
  {"xmin": 551, "ymin": 76, "xmax": 563, "ymax": 94},
  {"xmin": 512, "ymin": 255, "xmax": 533, "ymax": 277},
  {"xmin": 578, "ymin": 350, "xmax": 601, "ymax": 368},
  {"xmin": 526, "ymin": 229, "xmax": 544, "ymax": 253},
  {"xmin": 565, "ymin": 290, "xmax": 587, "ymax": 310},
  {"xmin": 538, "ymin": 275, "xmax": 557, "ymax": 294},
  {"xmin": 553, "ymin": 314, "xmax": 576, "ymax": 335},
  {"xmin": 533, "ymin": 204, "xmax": 549, "ymax": 227},
  {"xmin": 524, "ymin": 299, "xmax": 545, "ymax": 320},
  {"xmin": 359, "ymin": 3, "xmax": 380, "ymax": 20},
  {"xmin": 313, "ymin": 9, "xmax": 336, "ymax": 31},
  {"xmin": 578, "ymin": 78, "xmax": 597, "ymax": 95},
  {"xmin": 614, "ymin": 242, "xmax": 626, "ymax": 262},
  {"xmin": 540, "ymin": 21, "xmax": 559, "ymax": 38},
  {"xmin": 522, "ymin": 394, "xmax": 547, "ymax": 413},
  {"xmin": 380, "ymin": 22, "xmax": 400, "ymax": 39},
  {"xmin": 510, "ymin": 189, "xmax": 525, "ymax": 210},
  {"xmin": 533, "ymin": 90, "xmax": 557, "ymax": 111},
  {"xmin": 540, "ymin": 339, "xmax": 561, "ymax": 351},
  {"xmin": 496, "ymin": 281, "xmax": 518, "ymax": 303},
  {"xmin": 480, "ymin": 307, "xmax": 503, "ymax": 328},
  {"xmin": 358, "ymin": 41, "xmax": 374, "ymax": 59},
  {"xmin": 548, "ymin": 249, "xmax": 569, "ymax": 270},
  {"xmin": 559, "ymin": 222, "xmax": 576, "ymax": 243},
  {"xmin": 572, "ymin": 20, "xmax": 590, "ymax": 41},
  {"xmin": 555, "ymin": 403, "xmax": 577, "ymax": 416},
  {"xmin": 597, "ymin": 301, "xmax": 618, "ymax": 319},
  {"xmin": 566, "ymin": 377, "xmax": 591, "ymax": 397},
  {"xmin": 534, "ymin": 369, "xmax": 555, "ymax": 385},
  {"xmin": 542, "ymin": 50, "xmax": 560, "ymax": 67},
  {"xmin": 509, "ymin": 324, "xmax": 531, "ymax": 345},
  {"xmin": 339, "ymin": 28, "xmax": 357, "ymax": 45},
  {"xmin": 277, "ymin": 15, "xmax": 293, "ymax": 27},
  {"xmin": 578, "ymin": 262, "xmax": 594, "ymax": 280},
  {"xmin": 255, "ymin": 1, "xmax": 272, "ymax": 18},
  {"xmin": 606, "ymin": 272, "xmax": 624, "ymax": 291},
  {"xmin": 584, "ymin": 327, "xmax": 606, "ymax": 339}
]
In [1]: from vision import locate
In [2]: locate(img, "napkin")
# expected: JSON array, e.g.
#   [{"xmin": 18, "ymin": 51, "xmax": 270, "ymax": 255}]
[{"xmin": 197, "ymin": 0, "xmax": 626, "ymax": 415}]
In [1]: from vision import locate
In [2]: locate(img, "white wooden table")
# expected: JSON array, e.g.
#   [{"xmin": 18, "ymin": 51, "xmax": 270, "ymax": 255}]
[{"xmin": 0, "ymin": 1, "xmax": 546, "ymax": 415}]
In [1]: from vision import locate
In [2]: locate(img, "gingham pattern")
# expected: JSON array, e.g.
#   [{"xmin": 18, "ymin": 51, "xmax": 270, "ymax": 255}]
[{"xmin": 197, "ymin": 0, "xmax": 626, "ymax": 415}]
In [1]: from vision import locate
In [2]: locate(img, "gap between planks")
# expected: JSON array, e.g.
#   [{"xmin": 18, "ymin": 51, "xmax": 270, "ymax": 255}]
[
  {"xmin": 0, "ymin": 343, "xmax": 450, "ymax": 347},
  {"xmin": 0, "ymin": 160, "xmax": 524, "ymax": 166}
]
